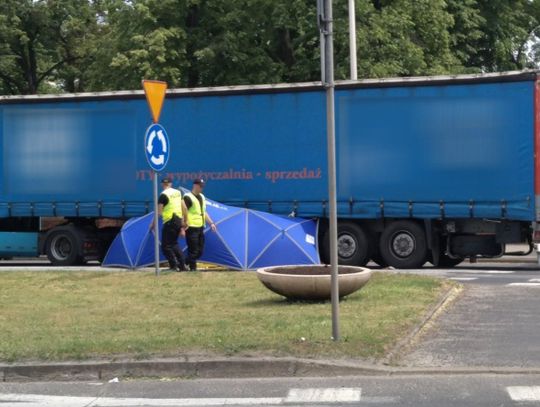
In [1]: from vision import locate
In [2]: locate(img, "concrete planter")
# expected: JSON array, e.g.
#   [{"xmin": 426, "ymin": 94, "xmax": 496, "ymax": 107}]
[{"xmin": 256, "ymin": 265, "xmax": 372, "ymax": 301}]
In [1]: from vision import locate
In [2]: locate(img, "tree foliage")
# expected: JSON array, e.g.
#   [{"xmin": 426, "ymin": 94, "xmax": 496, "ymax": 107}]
[
  {"xmin": 0, "ymin": 0, "xmax": 99, "ymax": 94},
  {"xmin": 2, "ymin": 0, "xmax": 540, "ymax": 94}
]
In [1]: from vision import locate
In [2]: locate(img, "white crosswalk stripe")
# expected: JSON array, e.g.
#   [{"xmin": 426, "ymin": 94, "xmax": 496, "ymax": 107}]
[
  {"xmin": 507, "ymin": 278, "xmax": 540, "ymax": 287},
  {"xmin": 0, "ymin": 388, "xmax": 362, "ymax": 407},
  {"xmin": 0, "ymin": 394, "xmax": 282, "ymax": 407},
  {"xmin": 507, "ymin": 386, "xmax": 540, "ymax": 401},
  {"xmin": 449, "ymin": 270, "xmax": 514, "ymax": 274},
  {"xmin": 285, "ymin": 388, "xmax": 361, "ymax": 403}
]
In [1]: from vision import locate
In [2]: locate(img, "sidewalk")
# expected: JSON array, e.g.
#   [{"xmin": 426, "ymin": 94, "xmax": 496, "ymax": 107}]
[{"xmin": 400, "ymin": 283, "xmax": 540, "ymax": 368}]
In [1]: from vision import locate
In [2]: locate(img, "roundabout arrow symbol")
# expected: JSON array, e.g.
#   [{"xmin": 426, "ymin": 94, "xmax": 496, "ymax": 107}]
[
  {"xmin": 146, "ymin": 130, "xmax": 157, "ymax": 155},
  {"xmin": 151, "ymin": 154, "xmax": 165, "ymax": 165},
  {"xmin": 157, "ymin": 130, "xmax": 167, "ymax": 153}
]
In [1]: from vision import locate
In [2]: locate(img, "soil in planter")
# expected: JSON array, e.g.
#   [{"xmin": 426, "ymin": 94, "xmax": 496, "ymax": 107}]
[{"xmin": 263, "ymin": 266, "xmax": 364, "ymax": 275}]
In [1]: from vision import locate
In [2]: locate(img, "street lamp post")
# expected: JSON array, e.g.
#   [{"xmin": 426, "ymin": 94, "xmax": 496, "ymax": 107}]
[
  {"xmin": 348, "ymin": 0, "xmax": 358, "ymax": 80},
  {"xmin": 318, "ymin": 0, "xmax": 340, "ymax": 341}
]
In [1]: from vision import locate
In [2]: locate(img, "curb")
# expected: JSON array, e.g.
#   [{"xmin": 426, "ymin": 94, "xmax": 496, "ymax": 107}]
[
  {"xmin": 0, "ymin": 357, "xmax": 385, "ymax": 382},
  {"xmin": 4, "ymin": 357, "xmax": 540, "ymax": 382}
]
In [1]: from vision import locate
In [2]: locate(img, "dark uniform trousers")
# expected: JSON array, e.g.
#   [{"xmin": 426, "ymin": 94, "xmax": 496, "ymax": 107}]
[
  {"xmin": 162, "ymin": 215, "xmax": 186, "ymax": 270},
  {"xmin": 186, "ymin": 226, "xmax": 205, "ymax": 270}
]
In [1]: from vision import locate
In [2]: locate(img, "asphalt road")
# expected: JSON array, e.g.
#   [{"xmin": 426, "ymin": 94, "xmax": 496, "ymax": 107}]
[
  {"xmin": 391, "ymin": 260, "xmax": 540, "ymax": 287},
  {"xmin": 4, "ymin": 374, "xmax": 540, "ymax": 406}
]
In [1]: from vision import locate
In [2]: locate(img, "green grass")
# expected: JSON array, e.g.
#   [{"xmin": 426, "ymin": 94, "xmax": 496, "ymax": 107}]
[{"xmin": 0, "ymin": 271, "xmax": 449, "ymax": 362}]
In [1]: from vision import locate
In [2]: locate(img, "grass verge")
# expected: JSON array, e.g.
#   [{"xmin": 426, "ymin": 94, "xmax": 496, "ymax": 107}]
[{"xmin": 0, "ymin": 271, "xmax": 450, "ymax": 362}]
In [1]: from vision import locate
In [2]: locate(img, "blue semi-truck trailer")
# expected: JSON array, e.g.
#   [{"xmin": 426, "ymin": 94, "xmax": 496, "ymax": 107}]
[{"xmin": 1, "ymin": 71, "xmax": 539, "ymax": 268}]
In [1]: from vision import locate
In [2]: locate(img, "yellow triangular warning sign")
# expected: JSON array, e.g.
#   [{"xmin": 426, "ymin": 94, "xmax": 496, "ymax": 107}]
[{"xmin": 142, "ymin": 80, "xmax": 168, "ymax": 123}]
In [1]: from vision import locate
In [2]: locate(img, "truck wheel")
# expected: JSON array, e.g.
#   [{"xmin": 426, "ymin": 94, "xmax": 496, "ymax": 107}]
[
  {"xmin": 321, "ymin": 222, "xmax": 372, "ymax": 266},
  {"xmin": 45, "ymin": 227, "xmax": 81, "ymax": 266},
  {"xmin": 380, "ymin": 221, "xmax": 427, "ymax": 269}
]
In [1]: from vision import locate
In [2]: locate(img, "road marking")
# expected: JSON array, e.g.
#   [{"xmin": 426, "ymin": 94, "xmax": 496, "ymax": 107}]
[
  {"xmin": 449, "ymin": 270, "xmax": 514, "ymax": 274},
  {"xmin": 0, "ymin": 389, "xmax": 362, "ymax": 407},
  {"xmin": 507, "ymin": 283, "xmax": 540, "ymax": 287},
  {"xmin": 449, "ymin": 277, "xmax": 478, "ymax": 281},
  {"xmin": 528, "ymin": 279, "xmax": 540, "ymax": 283},
  {"xmin": 358, "ymin": 396, "xmax": 399, "ymax": 403},
  {"xmin": 507, "ymin": 386, "xmax": 540, "ymax": 401},
  {"xmin": 285, "ymin": 388, "xmax": 361, "ymax": 403},
  {"xmin": 0, "ymin": 394, "xmax": 283, "ymax": 407}
]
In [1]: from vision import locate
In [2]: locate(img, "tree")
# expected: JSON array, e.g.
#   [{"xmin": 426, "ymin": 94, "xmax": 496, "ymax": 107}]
[
  {"xmin": 4, "ymin": 0, "xmax": 540, "ymax": 95},
  {"xmin": 89, "ymin": 0, "xmax": 466, "ymax": 86},
  {"xmin": 179, "ymin": 0, "xmax": 284, "ymax": 86},
  {"xmin": 0, "ymin": 0, "xmax": 98, "ymax": 94},
  {"xmin": 353, "ymin": 0, "xmax": 460, "ymax": 78},
  {"xmin": 84, "ymin": 0, "xmax": 189, "ymax": 91},
  {"xmin": 446, "ymin": 0, "xmax": 485, "ymax": 71},
  {"xmin": 473, "ymin": 0, "xmax": 538, "ymax": 71},
  {"xmin": 185, "ymin": 0, "xmax": 321, "ymax": 85},
  {"xmin": 85, "ymin": 0, "xmax": 318, "ymax": 89}
]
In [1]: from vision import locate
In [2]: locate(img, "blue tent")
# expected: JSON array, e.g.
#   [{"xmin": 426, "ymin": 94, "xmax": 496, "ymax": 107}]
[
  {"xmin": 198, "ymin": 200, "xmax": 320, "ymax": 269},
  {"xmin": 103, "ymin": 197, "xmax": 320, "ymax": 270},
  {"xmin": 102, "ymin": 213, "xmax": 166, "ymax": 268}
]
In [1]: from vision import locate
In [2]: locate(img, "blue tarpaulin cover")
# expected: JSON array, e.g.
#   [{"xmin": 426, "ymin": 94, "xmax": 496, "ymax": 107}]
[
  {"xmin": 102, "ymin": 196, "xmax": 319, "ymax": 270},
  {"xmin": 1, "ymin": 76, "xmax": 536, "ymax": 222},
  {"xmin": 102, "ymin": 212, "xmax": 166, "ymax": 268}
]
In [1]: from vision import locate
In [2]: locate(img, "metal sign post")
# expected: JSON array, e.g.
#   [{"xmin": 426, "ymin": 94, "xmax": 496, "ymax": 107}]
[
  {"xmin": 153, "ymin": 171, "xmax": 159, "ymax": 276},
  {"xmin": 319, "ymin": 0, "xmax": 340, "ymax": 341},
  {"xmin": 142, "ymin": 80, "xmax": 169, "ymax": 277},
  {"xmin": 348, "ymin": 0, "xmax": 358, "ymax": 80},
  {"xmin": 144, "ymin": 123, "xmax": 170, "ymax": 276}
]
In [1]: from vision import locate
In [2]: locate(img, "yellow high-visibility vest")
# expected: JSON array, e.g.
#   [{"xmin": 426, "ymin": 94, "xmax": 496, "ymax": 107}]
[
  {"xmin": 161, "ymin": 188, "xmax": 183, "ymax": 223},
  {"xmin": 185, "ymin": 192, "xmax": 206, "ymax": 227}
]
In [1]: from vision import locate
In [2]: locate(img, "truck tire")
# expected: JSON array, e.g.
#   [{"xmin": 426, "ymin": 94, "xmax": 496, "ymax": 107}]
[
  {"xmin": 320, "ymin": 222, "xmax": 372, "ymax": 266},
  {"xmin": 379, "ymin": 221, "xmax": 427, "ymax": 269},
  {"xmin": 45, "ymin": 226, "xmax": 81, "ymax": 266}
]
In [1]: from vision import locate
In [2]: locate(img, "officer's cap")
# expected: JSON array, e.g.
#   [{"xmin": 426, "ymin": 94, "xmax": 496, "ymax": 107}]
[
  {"xmin": 161, "ymin": 177, "xmax": 172, "ymax": 184},
  {"xmin": 193, "ymin": 178, "xmax": 205, "ymax": 186}
]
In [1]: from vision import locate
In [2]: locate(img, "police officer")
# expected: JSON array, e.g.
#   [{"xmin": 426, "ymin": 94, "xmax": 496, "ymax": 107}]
[
  {"xmin": 157, "ymin": 178, "xmax": 187, "ymax": 271},
  {"xmin": 184, "ymin": 179, "xmax": 216, "ymax": 271}
]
